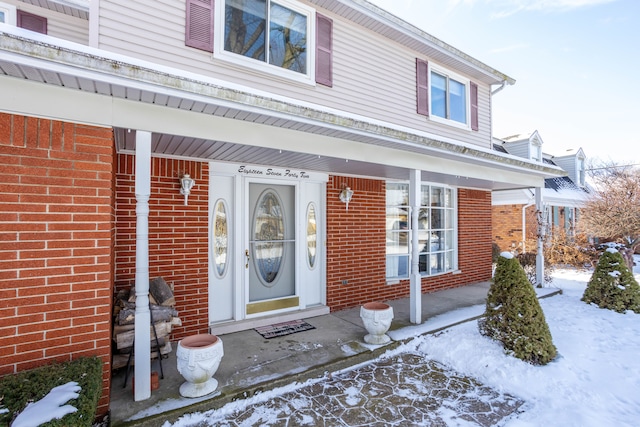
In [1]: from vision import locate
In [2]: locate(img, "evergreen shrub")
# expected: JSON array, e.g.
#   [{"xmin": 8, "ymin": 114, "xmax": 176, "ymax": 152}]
[
  {"xmin": 0, "ymin": 357, "xmax": 102, "ymax": 427},
  {"xmin": 582, "ymin": 248, "xmax": 640, "ymax": 313},
  {"xmin": 479, "ymin": 252, "xmax": 557, "ymax": 365}
]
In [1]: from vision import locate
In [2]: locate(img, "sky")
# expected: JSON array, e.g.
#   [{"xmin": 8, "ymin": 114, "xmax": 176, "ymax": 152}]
[{"xmin": 367, "ymin": 0, "xmax": 639, "ymax": 165}]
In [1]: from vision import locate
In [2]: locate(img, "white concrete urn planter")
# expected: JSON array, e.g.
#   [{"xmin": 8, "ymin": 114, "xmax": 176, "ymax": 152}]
[
  {"xmin": 176, "ymin": 334, "xmax": 224, "ymax": 398},
  {"xmin": 360, "ymin": 302, "xmax": 394, "ymax": 344}
]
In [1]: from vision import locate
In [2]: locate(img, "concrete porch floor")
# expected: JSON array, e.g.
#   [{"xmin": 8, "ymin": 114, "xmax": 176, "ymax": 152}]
[{"xmin": 109, "ymin": 282, "xmax": 558, "ymax": 426}]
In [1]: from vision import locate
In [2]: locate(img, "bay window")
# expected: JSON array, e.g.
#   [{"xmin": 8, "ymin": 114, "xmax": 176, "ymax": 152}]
[{"xmin": 386, "ymin": 182, "xmax": 457, "ymax": 279}]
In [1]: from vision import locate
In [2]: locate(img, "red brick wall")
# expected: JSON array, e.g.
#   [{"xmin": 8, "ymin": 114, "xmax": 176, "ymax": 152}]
[
  {"xmin": 114, "ymin": 154, "xmax": 209, "ymax": 340},
  {"xmin": 457, "ymin": 189, "xmax": 493, "ymax": 283},
  {"xmin": 326, "ymin": 177, "xmax": 492, "ymax": 311},
  {"xmin": 492, "ymin": 204, "xmax": 539, "ymax": 252},
  {"xmin": 326, "ymin": 176, "xmax": 388, "ymax": 311},
  {"xmin": 0, "ymin": 113, "xmax": 114, "ymax": 417}
]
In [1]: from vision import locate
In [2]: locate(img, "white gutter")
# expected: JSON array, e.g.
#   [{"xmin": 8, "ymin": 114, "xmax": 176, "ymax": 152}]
[{"xmin": 491, "ymin": 79, "xmax": 510, "ymax": 95}]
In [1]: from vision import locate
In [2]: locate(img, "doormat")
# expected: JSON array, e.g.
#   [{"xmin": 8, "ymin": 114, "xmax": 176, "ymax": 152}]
[{"xmin": 254, "ymin": 320, "xmax": 316, "ymax": 339}]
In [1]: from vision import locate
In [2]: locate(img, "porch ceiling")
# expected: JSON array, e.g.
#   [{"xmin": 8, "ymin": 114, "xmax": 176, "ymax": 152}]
[{"xmin": 0, "ymin": 29, "xmax": 562, "ymax": 190}]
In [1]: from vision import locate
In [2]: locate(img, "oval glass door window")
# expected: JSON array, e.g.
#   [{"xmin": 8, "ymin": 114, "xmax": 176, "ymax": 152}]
[
  {"xmin": 306, "ymin": 203, "xmax": 317, "ymax": 269},
  {"xmin": 253, "ymin": 189, "xmax": 285, "ymax": 286},
  {"xmin": 213, "ymin": 199, "xmax": 229, "ymax": 278}
]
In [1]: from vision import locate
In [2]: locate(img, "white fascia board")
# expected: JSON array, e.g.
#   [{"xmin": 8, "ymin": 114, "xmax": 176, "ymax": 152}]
[
  {"xmin": 543, "ymin": 189, "xmax": 588, "ymax": 208},
  {"xmin": 0, "ymin": 30, "xmax": 557, "ymax": 180},
  {"xmin": 491, "ymin": 188, "xmax": 534, "ymax": 205},
  {"xmin": 341, "ymin": 0, "xmax": 515, "ymax": 85},
  {"xmin": 0, "ymin": 75, "xmax": 547, "ymax": 188}
]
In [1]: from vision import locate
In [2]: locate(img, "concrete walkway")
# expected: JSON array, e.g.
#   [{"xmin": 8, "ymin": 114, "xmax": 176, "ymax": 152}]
[{"xmin": 109, "ymin": 282, "xmax": 560, "ymax": 426}]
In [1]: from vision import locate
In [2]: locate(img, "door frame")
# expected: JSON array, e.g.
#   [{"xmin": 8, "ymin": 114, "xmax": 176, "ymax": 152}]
[
  {"xmin": 208, "ymin": 162, "xmax": 328, "ymax": 328},
  {"xmin": 244, "ymin": 178, "xmax": 300, "ymax": 318}
]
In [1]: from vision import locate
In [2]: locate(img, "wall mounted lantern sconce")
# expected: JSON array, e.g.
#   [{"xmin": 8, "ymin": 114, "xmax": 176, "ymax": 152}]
[
  {"xmin": 339, "ymin": 185, "xmax": 354, "ymax": 211},
  {"xmin": 180, "ymin": 173, "xmax": 195, "ymax": 206}
]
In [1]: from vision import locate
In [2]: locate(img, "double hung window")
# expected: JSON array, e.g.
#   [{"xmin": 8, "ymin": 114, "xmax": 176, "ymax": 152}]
[
  {"xmin": 431, "ymin": 69, "xmax": 468, "ymax": 126},
  {"xmin": 416, "ymin": 59, "xmax": 478, "ymax": 130},
  {"xmin": 386, "ymin": 182, "xmax": 457, "ymax": 279}
]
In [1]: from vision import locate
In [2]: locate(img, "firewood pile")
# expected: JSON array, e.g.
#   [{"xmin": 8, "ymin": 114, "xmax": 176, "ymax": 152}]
[{"xmin": 112, "ymin": 277, "xmax": 182, "ymax": 370}]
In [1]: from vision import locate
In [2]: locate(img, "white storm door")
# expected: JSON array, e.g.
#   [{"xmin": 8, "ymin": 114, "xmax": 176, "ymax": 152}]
[{"xmin": 246, "ymin": 183, "xmax": 298, "ymax": 315}]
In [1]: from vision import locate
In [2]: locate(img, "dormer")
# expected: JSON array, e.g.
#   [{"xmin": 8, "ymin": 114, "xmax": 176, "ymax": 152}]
[
  {"xmin": 497, "ymin": 130, "xmax": 544, "ymax": 162},
  {"xmin": 552, "ymin": 148, "xmax": 587, "ymax": 187}
]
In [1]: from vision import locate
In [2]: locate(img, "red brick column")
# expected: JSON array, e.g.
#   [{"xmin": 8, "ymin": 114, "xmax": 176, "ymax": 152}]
[{"xmin": 0, "ymin": 113, "xmax": 114, "ymax": 417}]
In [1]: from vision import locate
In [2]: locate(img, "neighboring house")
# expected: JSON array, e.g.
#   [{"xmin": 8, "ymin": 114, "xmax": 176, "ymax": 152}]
[
  {"xmin": 0, "ymin": 0, "xmax": 563, "ymax": 415},
  {"xmin": 492, "ymin": 131, "xmax": 589, "ymax": 252}
]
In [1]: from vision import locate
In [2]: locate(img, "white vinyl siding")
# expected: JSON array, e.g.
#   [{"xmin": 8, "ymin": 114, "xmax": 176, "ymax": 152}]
[{"xmin": 96, "ymin": 0, "xmax": 493, "ymax": 148}]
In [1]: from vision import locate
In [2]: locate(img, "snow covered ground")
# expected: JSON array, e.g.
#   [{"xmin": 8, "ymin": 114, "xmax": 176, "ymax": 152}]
[
  {"xmin": 164, "ymin": 257, "xmax": 640, "ymax": 427},
  {"xmin": 415, "ymin": 261, "xmax": 640, "ymax": 427}
]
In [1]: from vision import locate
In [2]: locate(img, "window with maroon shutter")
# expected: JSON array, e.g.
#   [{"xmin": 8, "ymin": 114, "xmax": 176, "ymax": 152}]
[
  {"xmin": 470, "ymin": 82, "xmax": 479, "ymax": 131},
  {"xmin": 416, "ymin": 58, "xmax": 429, "ymax": 116},
  {"xmin": 315, "ymin": 13, "xmax": 332, "ymax": 87},
  {"xmin": 17, "ymin": 10, "xmax": 47, "ymax": 34},
  {"xmin": 185, "ymin": 0, "xmax": 214, "ymax": 53}
]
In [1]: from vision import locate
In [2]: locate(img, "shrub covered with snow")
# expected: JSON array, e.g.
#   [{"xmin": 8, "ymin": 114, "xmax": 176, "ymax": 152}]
[
  {"xmin": 582, "ymin": 248, "xmax": 640, "ymax": 313},
  {"xmin": 479, "ymin": 253, "xmax": 557, "ymax": 365}
]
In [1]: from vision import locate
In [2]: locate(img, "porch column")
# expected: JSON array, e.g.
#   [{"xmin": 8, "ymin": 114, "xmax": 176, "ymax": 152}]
[
  {"xmin": 134, "ymin": 130, "xmax": 152, "ymax": 401},
  {"xmin": 409, "ymin": 169, "xmax": 422, "ymax": 324},
  {"xmin": 535, "ymin": 187, "xmax": 545, "ymax": 287}
]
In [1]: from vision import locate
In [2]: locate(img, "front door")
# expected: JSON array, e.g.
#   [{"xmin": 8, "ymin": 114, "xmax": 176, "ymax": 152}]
[{"xmin": 246, "ymin": 183, "xmax": 298, "ymax": 315}]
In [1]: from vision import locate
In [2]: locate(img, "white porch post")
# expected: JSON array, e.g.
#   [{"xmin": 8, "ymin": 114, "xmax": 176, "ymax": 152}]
[
  {"xmin": 409, "ymin": 169, "xmax": 422, "ymax": 324},
  {"xmin": 535, "ymin": 187, "xmax": 545, "ymax": 287},
  {"xmin": 134, "ymin": 130, "xmax": 152, "ymax": 401}
]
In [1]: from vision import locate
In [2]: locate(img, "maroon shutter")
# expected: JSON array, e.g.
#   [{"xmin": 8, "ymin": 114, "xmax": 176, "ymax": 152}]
[
  {"xmin": 416, "ymin": 58, "xmax": 429, "ymax": 116},
  {"xmin": 470, "ymin": 81, "xmax": 479, "ymax": 131},
  {"xmin": 185, "ymin": 0, "xmax": 214, "ymax": 52},
  {"xmin": 17, "ymin": 10, "xmax": 47, "ymax": 34},
  {"xmin": 315, "ymin": 13, "xmax": 333, "ymax": 87}
]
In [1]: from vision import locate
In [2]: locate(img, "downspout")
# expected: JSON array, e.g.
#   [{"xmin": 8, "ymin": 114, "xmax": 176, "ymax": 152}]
[{"xmin": 491, "ymin": 79, "xmax": 509, "ymax": 95}]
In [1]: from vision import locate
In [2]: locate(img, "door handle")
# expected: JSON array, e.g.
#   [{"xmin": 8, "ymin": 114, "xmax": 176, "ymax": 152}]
[{"xmin": 245, "ymin": 249, "xmax": 250, "ymax": 269}]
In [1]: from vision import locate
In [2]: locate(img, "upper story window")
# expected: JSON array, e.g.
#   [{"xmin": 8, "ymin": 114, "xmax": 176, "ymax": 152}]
[
  {"xmin": 431, "ymin": 70, "xmax": 467, "ymax": 124},
  {"xmin": 186, "ymin": 0, "xmax": 332, "ymax": 85},
  {"xmin": 215, "ymin": 0, "xmax": 316, "ymax": 83},
  {"xmin": 0, "ymin": 2, "xmax": 16, "ymax": 25},
  {"xmin": 416, "ymin": 59, "xmax": 478, "ymax": 131},
  {"xmin": 224, "ymin": 0, "xmax": 308, "ymax": 74},
  {"xmin": 532, "ymin": 142, "xmax": 542, "ymax": 162},
  {"xmin": 577, "ymin": 157, "xmax": 585, "ymax": 186}
]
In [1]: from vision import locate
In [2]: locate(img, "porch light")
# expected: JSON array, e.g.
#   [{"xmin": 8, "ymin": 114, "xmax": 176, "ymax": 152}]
[
  {"xmin": 180, "ymin": 174, "xmax": 195, "ymax": 206},
  {"xmin": 339, "ymin": 186, "xmax": 354, "ymax": 211}
]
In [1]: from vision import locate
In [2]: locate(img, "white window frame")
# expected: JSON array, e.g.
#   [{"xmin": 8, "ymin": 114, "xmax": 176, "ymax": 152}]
[
  {"xmin": 0, "ymin": 2, "xmax": 17, "ymax": 25},
  {"xmin": 385, "ymin": 181, "xmax": 458, "ymax": 280},
  {"xmin": 214, "ymin": 0, "xmax": 316, "ymax": 85},
  {"xmin": 577, "ymin": 156, "xmax": 586, "ymax": 186},
  {"xmin": 531, "ymin": 142, "xmax": 542, "ymax": 162},
  {"xmin": 429, "ymin": 64, "xmax": 471, "ymax": 130}
]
